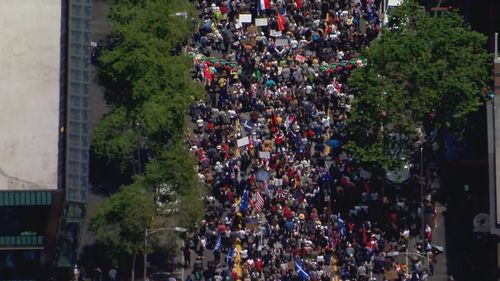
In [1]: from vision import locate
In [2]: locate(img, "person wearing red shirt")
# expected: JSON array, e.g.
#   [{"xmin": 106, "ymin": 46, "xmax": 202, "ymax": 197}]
[{"xmin": 255, "ymin": 258, "xmax": 263, "ymax": 272}]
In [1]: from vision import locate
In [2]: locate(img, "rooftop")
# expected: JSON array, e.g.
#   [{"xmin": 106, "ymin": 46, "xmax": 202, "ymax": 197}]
[{"xmin": 0, "ymin": 0, "xmax": 62, "ymax": 190}]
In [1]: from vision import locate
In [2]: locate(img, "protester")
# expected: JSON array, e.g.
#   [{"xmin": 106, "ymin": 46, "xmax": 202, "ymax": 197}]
[{"xmin": 186, "ymin": 0, "xmax": 437, "ymax": 280}]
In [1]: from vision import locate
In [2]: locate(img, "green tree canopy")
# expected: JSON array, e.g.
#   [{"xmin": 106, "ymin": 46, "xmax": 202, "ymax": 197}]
[
  {"xmin": 92, "ymin": 105, "xmax": 138, "ymax": 171},
  {"xmin": 89, "ymin": 184, "xmax": 155, "ymax": 257},
  {"xmin": 139, "ymin": 140, "xmax": 206, "ymax": 226},
  {"xmin": 93, "ymin": 0, "xmax": 203, "ymax": 169},
  {"xmin": 347, "ymin": 0, "xmax": 491, "ymax": 170}
]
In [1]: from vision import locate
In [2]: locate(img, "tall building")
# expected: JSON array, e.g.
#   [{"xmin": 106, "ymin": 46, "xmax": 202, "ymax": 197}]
[{"xmin": 0, "ymin": 0, "xmax": 91, "ymax": 279}]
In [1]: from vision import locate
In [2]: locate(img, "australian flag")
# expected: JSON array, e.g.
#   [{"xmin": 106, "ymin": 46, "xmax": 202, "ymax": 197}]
[
  {"xmin": 295, "ymin": 259, "xmax": 309, "ymax": 281},
  {"xmin": 239, "ymin": 117, "xmax": 254, "ymax": 132}
]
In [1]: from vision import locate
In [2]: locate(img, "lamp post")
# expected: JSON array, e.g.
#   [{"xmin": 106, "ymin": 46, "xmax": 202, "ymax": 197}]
[
  {"xmin": 420, "ymin": 146, "xmax": 425, "ymax": 242},
  {"xmin": 144, "ymin": 227, "xmax": 187, "ymax": 281}
]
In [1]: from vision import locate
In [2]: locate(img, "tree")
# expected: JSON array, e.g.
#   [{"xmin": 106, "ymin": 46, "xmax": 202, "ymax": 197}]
[
  {"xmin": 91, "ymin": 0, "xmax": 205, "ymax": 260},
  {"xmin": 89, "ymin": 184, "xmax": 156, "ymax": 280},
  {"xmin": 140, "ymin": 140, "xmax": 206, "ymax": 227},
  {"xmin": 347, "ymin": 0, "xmax": 491, "ymax": 170},
  {"xmin": 93, "ymin": 0, "xmax": 203, "ymax": 172},
  {"xmin": 92, "ymin": 106, "xmax": 138, "ymax": 172}
]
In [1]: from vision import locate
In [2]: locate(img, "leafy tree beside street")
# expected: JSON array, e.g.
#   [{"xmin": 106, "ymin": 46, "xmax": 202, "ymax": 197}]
[
  {"xmin": 347, "ymin": 0, "xmax": 491, "ymax": 171},
  {"xmin": 89, "ymin": 0, "xmax": 205, "ymax": 277},
  {"xmin": 89, "ymin": 184, "xmax": 155, "ymax": 280}
]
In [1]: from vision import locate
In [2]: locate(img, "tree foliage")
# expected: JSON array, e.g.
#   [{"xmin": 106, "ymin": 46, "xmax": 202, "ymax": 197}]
[
  {"xmin": 347, "ymin": 0, "xmax": 491, "ymax": 170},
  {"xmin": 90, "ymin": 0, "xmax": 205, "ymax": 256},
  {"xmin": 92, "ymin": 106, "xmax": 138, "ymax": 170},
  {"xmin": 92, "ymin": 0, "xmax": 203, "ymax": 169},
  {"xmin": 89, "ymin": 184, "xmax": 155, "ymax": 257}
]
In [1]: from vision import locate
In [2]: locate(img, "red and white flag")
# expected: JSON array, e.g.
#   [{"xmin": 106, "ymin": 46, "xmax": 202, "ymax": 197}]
[
  {"xmin": 259, "ymin": 0, "xmax": 270, "ymax": 11},
  {"xmin": 255, "ymin": 192, "xmax": 265, "ymax": 211}
]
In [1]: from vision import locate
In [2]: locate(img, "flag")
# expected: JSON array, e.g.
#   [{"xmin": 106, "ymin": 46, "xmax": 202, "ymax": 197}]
[
  {"xmin": 340, "ymin": 176, "xmax": 355, "ymax": 188},
  {"xmin": 255, "ymin": 192, "xmax": 265, "ymax": 211},
  {"xmin": 204, "ymin": 64, "xmax": 212, "ymax": 85},
  {"xmin": 225, "ymin": 247, "xmax": 236, "ymax": 265},
  {"xmin": 259, "ymin": 0, "xmax": 270, "ymax": 11},
  {"xmin": 214, "ymin": 234, "xmax": 222, "ymax": 252},
  {"xmin": 296, "ymin": 0, "xmax": 302, "ymax": 10},
  {"xmin": 239, "ymin": 190, "xmax": 249, "ymax": 212},
  {"xmin": 338, "ymin": 217, "xmax": 346, "ymax": 236},
  {"xmin": 295, "ymin": 259, "xmax": 309, "ymax": 281},
  {"xmin": 239, "ymin": 117, "xmax": 254, "ymax": 131},
  {"xmin": 277, "ymin": 12, "xmax": 286, "ymax": 32}
]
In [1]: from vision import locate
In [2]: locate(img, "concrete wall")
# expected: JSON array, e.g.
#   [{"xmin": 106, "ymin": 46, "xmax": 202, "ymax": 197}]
[{"xmin": 0, "ymin": 0, "xmax": 61, "ymax": 190}]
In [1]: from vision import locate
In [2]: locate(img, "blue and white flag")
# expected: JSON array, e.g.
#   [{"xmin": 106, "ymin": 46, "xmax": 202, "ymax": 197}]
[
  {"xmin": 295, "ymin": 259, "xmax": 309, "ymax": 281},
  {"xmin": 214, "ymin": 234, "xmax": 222, "ymax": 252},
  {"xmin": 338, "ymin": 216, "xmax": 346, "ymax": 236},
  {"xmin": 239, "ymin": 117, "xmax": 254, "ymax": 132},
  {"xmin": 225, "ymin": 247, "xmax": 236, "ymax": 265},
  {"xmin": 239, "ymin": 189, "xmax": 249, "ymax": 212}
]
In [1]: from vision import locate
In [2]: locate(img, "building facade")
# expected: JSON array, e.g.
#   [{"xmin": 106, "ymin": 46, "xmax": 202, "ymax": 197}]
[{"xmin": 0, "ymin": 0, "xmax": 91, "ymax": 279}]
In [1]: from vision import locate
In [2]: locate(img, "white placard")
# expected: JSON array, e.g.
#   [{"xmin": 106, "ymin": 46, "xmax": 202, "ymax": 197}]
[
  {"xmin": 235, "ymin": 22, "xmax": 242, "ymax": 29},
  {"xmin": 275, "ymin": 38, "xmax": 289, "ymax": 46},
  {"xmin": 237, "ymin": 136, "xmax": 250, "ymax": 147},
  {"xmin": 259, "ymin": 151, "xmax": 271, "ymax": 159},
  {"xmin": 255, "ymin": 18, "xmax": 268, "ymax": 26},
  {"xmin": 239, "ymin": 13, "xmax": 252, "ymax": 23},
  {"xmin": 270, "ymin": 30, "xmax": 282, "ymax": 37}
]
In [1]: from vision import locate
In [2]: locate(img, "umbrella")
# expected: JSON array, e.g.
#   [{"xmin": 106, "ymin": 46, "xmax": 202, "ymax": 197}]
[
  {"xmin": 325, "ymin": 139, "xmax": 341, "ymax": 149},
  {"xmin": 256, "ymin": 170, "xmax": 271, "ymax": 181}
]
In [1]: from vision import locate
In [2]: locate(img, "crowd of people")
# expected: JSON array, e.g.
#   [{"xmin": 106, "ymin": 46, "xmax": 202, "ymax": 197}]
[{"xmin": 184, "ymin": 0, "xmax": 439, "ymax": 280}]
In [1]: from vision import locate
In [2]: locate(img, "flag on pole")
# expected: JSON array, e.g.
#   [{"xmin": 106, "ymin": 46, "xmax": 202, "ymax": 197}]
[
  {"xmin": 259, "ymin": 0, "xmax": 270, "ymax": 11},
  {"xmin": 225, "ymin": 247, "xmax": 236, "ymax": 265},
  {"xmin": 239, "ymin": 117, "xmax": 254, "ymax": 132},
  {"xmin": 255, "ymin": 192, "xmax": 265, "ymax": 211},
  {"xmin": 214, "ymin": 234, "xmax": 222, "ymax": 252},
  {"xmin": 296, "ymin": 0, "xmax": 302, "ymax": 10},
  {"xmin": 295, "ymin": 259, "xmax": 309, "ymax": 280},
  {"xmin": 239, "ymin": 190, "xmax": 249, "ymax": 212},
  {"xmin": 338, "ymin": 216, "xmax": 346, "ymax": 236},
  {"xmin": 277, "ymin": 12, "xmax": 286, "ymax": 31}
]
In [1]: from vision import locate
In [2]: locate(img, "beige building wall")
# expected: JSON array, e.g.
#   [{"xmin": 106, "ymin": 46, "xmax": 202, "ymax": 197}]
[{"xmin": 0, "ymin": 0, "xmax": 61, "ymax": 190}]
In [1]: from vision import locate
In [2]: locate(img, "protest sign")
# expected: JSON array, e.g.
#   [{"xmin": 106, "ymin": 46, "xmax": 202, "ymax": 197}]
[
  {"xmin": 259, "ymin": 151, "xmax": 271, "ymax": 159},
  {"xmin": 275, "ymin": 38, "xmax": 289, "ymax": 46},
  {"xmin": 295, "ymin": 54, "xmax": 306, "ymax": 63},
  {"xmin": 239, "ymin": 14, "xmax": 252, "ymax": 23},
  {"xmin": 255, "ymin": 18, "xmax": 268, "ymax": 26},
  {"xmin": 237, "ymin": 136, "xmax": 250, "ymax": 147}
]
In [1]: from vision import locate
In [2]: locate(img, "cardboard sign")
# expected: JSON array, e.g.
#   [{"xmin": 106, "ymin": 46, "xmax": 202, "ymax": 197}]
[
  {"xmin": 295, "ymin": 54, "xmax": 306, "ymax": 63},
  {"xmin": 275, "ymin": 38, "xmax": 289, "ymax": 46},
  {"xmin": 237, "ymin": 136, "xmax": 250, "ymax": 147},
  {"xmin": 255, "ymin": 18, "xmax": 268, "ymax": 26},
  {"xmin": 247, "ymin": 25, "xmax": 258, "ymax": 34},
  {"xmin": 384, "ymin": 270, "xmax": 398, "ymax": 280},
  {"xmin": 259, "ymin": 151, "xmax": 271, "ymax": 159},
  {"xmin": 239, "ymin": 13, "xmax": 252, "ymax": 23}
]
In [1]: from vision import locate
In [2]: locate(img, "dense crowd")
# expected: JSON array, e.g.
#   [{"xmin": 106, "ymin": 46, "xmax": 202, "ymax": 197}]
[{"xmin": 184, "ymin": 0, "xmax": 438, "ymax": 280}]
